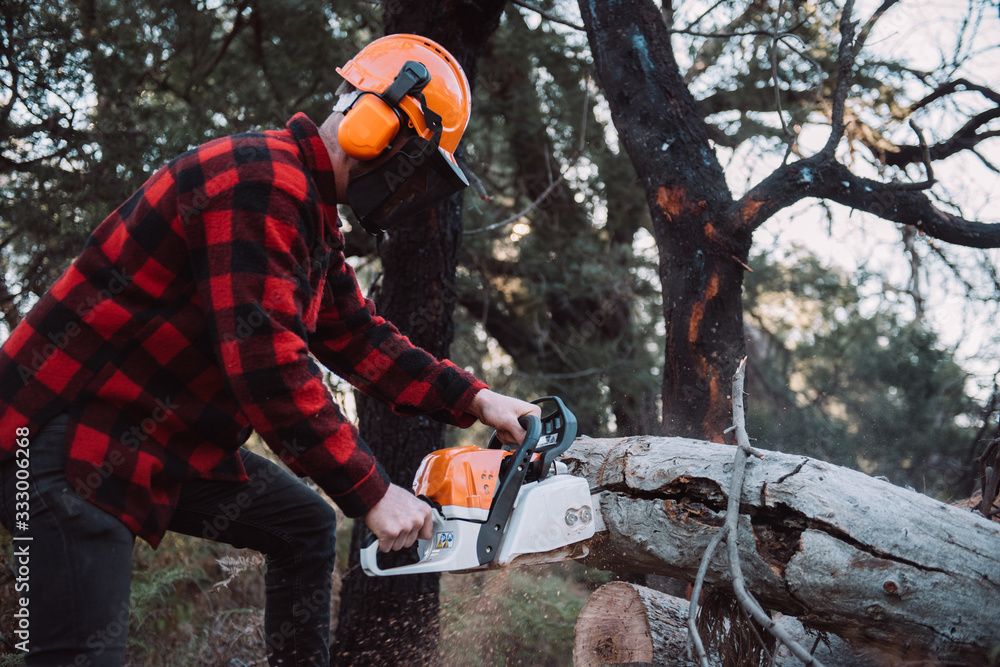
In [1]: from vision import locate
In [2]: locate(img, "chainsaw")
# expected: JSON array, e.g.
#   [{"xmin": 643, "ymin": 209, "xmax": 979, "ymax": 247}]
[{"xmin": 361, "ymin": 396, "xmax": 596, "ymax": 576}]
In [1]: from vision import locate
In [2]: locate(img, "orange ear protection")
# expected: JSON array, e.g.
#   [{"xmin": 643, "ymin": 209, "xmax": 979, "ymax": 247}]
[{"xmin": 337, "ymin": 61, "xmax": 432, "ymax": 161}]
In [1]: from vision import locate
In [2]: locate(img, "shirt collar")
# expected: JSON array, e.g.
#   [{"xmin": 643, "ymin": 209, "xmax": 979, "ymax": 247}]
[{"xmin": 286, "ymin": 113, "xmax": 341, "ymax": 233}]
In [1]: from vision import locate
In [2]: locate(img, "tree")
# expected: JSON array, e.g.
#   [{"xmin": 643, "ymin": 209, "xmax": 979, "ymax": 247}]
[
  {"xmin": 743, "ymin": 249, "xmax": 979, "ymax": 497},
  {"xmin": 331, "ymin": 3, "xmax": 509, "ymax": 665},
  {"xmin": 456, "ymin": 5, "xmax": 663, "ymax": 437},
  {"xmin": 576, "ymin": 0, "xmax": 1000, "ymax": 442}
]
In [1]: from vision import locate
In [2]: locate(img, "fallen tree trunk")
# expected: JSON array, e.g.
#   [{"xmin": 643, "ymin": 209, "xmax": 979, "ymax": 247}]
[
  {"xmin": 573, "ymin": 582, "xmax": 880, "ymax": 666},
  {"xmin": 551, "ymin": 437, "xmax": 1000, "ymax": 664}
]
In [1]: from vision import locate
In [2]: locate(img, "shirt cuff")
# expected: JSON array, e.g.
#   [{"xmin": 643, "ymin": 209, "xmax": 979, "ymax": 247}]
[{"xmin": 317, "ymin": 458, "xmax": 391, "ymax": 518}]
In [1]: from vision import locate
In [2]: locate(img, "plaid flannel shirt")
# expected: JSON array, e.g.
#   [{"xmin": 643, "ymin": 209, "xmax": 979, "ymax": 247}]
[{"xmin": 0, "ymin": 113, "xmax": 487, "ymax": 547}]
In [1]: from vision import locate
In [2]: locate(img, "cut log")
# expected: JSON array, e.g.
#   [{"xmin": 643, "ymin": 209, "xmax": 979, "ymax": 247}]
[
  {"xmin": 573, "ymin": 581, "xmax": 688, "ymax": 666},
  {"xmin": 573, "ymin": 582, "xmax": 882, "ymax": 666},
  {"xmin": 550, "ymin": 437, "xmax": 1000, "ymax": 665}
]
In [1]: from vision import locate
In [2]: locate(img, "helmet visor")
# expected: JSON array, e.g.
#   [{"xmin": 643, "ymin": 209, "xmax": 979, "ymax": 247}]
[{"xmin": 347, "ymin": 136, "xmax": 469, "ymax": 235}]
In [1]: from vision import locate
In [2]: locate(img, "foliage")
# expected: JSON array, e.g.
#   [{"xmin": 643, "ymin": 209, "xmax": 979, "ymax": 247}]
[
  {"xmin": 125, "ymin": 534, "xmax": 266, "ymax": 665},
  {"xmin": 744, "ymin": 248, "xmax": 979, "ymax": 497},
  {"xmin": 0, "ymin": 0, "xmax": 375, "ymax": 319}
]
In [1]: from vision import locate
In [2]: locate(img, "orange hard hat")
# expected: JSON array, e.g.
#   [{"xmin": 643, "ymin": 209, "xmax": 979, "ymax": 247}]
[{"xmin": 336, "ymin": 33, "xmax": 471, "ymax": 159}]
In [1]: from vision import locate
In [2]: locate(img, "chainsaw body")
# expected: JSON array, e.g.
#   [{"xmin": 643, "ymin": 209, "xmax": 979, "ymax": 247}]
[{"xmin": 361, "ymin": 396, "xmax": 595, "ymax": 576}]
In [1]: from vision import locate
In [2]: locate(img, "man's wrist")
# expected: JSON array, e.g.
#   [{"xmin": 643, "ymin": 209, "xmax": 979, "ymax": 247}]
[{"xmin": 467, "ymin": 387, "xmax": 494, "ymax": 419}]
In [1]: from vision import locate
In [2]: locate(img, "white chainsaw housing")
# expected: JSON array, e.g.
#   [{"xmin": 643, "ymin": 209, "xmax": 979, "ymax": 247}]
[{"xmin": 360, "ymin": 472, "xmax": 595, "ymax": 576}]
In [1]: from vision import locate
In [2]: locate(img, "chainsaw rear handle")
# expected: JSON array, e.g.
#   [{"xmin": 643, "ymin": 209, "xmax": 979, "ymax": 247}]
[
  {"xmin": 360, "ymin": 506, "xmax": 451, "ymax": 576},
  {"xmin": 487, "ymin": 396, "xmax": 577, "ymax": 478}
]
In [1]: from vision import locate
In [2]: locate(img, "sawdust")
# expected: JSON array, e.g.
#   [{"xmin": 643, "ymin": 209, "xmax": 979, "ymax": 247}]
[{"xmin": 438, "ymin": 564, "xmax": 593, "ymax": 666}]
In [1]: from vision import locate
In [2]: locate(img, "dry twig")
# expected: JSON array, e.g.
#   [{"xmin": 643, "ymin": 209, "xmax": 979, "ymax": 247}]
[{"xmin": 688, "ymin": 357, "xmax": 825, "ymax": 667}]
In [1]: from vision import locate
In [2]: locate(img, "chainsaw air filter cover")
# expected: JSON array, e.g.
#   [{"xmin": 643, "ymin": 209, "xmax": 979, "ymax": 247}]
[{"xmin": 411, "ymin": 446, "xmax": 507, "ymax": 521}]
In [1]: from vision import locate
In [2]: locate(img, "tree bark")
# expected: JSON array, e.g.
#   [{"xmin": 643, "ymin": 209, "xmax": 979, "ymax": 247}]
[
  {"xmin": 577, "ymin": 0, "xmax": 750, "ymax": 441},
  {"xmin": 332, "ymin": 3, "xmax": 506, "ymax": 665},
  {"xmin": 574, "ymin": 582, "xmax": 881, "ymax": 667},
  {"xmin": 555, "ymin": 437, "xmax": 1000, "ymax": 665}
]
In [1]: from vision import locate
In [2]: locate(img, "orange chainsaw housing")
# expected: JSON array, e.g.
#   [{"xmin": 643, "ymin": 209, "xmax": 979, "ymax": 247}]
[{"xmin": 412, "ymin": 446, "xmax": 511, "ymax": 512}]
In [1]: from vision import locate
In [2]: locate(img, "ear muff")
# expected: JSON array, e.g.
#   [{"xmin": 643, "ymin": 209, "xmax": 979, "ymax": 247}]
[
  {"xmin": 336, "ymin": 61, "xmax": 433, "ymax": 162},
  {"xmin": 337, "ymin": 94, "xmax": 401, "ymax": 161}
]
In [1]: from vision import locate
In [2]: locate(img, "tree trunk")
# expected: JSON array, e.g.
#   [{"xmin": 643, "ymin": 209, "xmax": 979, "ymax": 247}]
[
  {"xmin": 332, "ymin": 3, "xmax": 506, "ymax": 665},
  {"xmin": 578, "ymin": 0, "xmax": 751, "ymax": 441},
  {"xmin": 554, "ymin": 437, "xmax": 1000, "ymax": 665},
  {"xmin": 574, "ymin": 582, "xmax": 881, "ymax": 667}
]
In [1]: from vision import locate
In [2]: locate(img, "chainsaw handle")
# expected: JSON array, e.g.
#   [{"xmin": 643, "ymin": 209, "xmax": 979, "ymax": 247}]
[
  {"xmin": 360, "ymin": 508, "xmax": 447, "ymax": 577},
  {"xmin": 477, "ymin": 414, "xmax": 542, "ymax": 564},
  {"xmin": 487, "ymin": 397, "xmax": 576, "ymax": 451},
  {"xmin": 487, "ymin": 397, "xmax": 577, "ymax": 478}
]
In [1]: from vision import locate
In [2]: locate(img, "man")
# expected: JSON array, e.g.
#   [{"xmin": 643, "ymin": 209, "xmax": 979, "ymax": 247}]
[{"xmin": 0, "ymin": 34, "xmax": 537, "ymax": 666}]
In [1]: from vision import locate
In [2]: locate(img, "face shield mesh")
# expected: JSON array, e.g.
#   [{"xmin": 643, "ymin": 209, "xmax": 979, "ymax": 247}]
[{"xmin": 346, "ymin": 135, "xmax": 469, "ymax": 235}]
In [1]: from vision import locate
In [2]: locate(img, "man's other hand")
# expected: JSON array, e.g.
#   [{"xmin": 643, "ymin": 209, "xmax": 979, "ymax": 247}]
[
  {"xmin": 468, "ymin": 389, "xmax": 542, "ymax": 445},
  {"xmin": 364, "ymin": 484, "xmax": 433, "ymax": 552}
]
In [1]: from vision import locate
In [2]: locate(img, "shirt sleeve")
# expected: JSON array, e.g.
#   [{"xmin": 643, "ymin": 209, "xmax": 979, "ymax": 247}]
[
  {"xmin": 308, "ymin": 252, "xmax": 488, "ymax": 427},
  {"xmin": 186, "ymin": 178, "xmax": 389, "ymax": 517}
]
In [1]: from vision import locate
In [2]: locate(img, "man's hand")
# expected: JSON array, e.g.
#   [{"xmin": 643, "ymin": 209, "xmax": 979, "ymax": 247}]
[
  {"xmin": 468, "ymin": 389, "xmax": 542, "ymax": 445},
  {"xmin": 364, "ymin": 484, "xmax": 433, "ymax": 553}
]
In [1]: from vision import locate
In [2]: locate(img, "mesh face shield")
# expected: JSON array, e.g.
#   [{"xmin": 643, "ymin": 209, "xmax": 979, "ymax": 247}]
[
  {"xmin": 345, "ymin": 135, "xmax": 469, "ymax": 235},
  {"xmin": 340, "ymin": 59, "xmax": 469, "ymax": 235}
]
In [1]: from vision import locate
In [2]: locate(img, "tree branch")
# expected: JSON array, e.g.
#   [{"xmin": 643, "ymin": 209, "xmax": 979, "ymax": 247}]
[
  {"xmin": 852, "ymin": 0, "xmax": 899, "ymax": 57},
  {"xmin": 887, "ymin": 120, "xmax": 935, "ymax": 191},
  {"xmin": 821, "ymin": 0, "xmax": 858, "ymax": 156},
  {"xmin": 875, "ymin": 107, "xmax": 1000, "ymax": 168},
  {"xmin": 908, "ymin": 77, "xmax": 1000, "ymax": 113},
  {"xmin": 732, "ymin": 154, "xmax": 1000, "ymax": 248},
  {"xmin": 510, "ymin": 0, "xmax": 584, "ymax": 31}
]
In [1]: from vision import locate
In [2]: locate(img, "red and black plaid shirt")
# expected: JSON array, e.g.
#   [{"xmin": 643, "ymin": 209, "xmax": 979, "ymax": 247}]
[{"xmin": 0, "ymin": 113, "xmax": 486, "ymax": 547}]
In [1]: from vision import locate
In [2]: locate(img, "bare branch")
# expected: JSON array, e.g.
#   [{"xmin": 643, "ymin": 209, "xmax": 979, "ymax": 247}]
[
  {"xmin": 727, "ymin": 359, "xmax": 822, "ymax": 666},
  {"xmin": 971, "ymin": 147, "xmax": 1000, "ymax": 174},
  {"xmin": 681, "ymin": 0, "xmax": 728, "ymax": 33},
  {"xmin": 878, "ymin": 107, "xmax": 1000, "ymax": 168},
  {"xmin": 821, "ymin": 0, "xmax": 858, "ymax": 156},
  {"xmin": 510, "ymin": 0, "xmax": 584, "ymax": 31},
  {"xmin": 887, "ymin": 121, "xmax": 936, "ymax": 191},
  {"xmin": 853, "ymin": 0, "xmax": 899, "ymax": 57},
  {"xmin": 688, "ymin": 359, "xmax": 823, "ymax": 667},
  {"xmin": 771, "ymin": 0, "xmax": 788, "ymax": 138},
  {"xmin": 456, "ymin": 154, "xmax": 493, "ymax": 203},
  {"xmin": 732, "ymin": 154, "xmax": 1000, "ymax": 248},
  {"xmin": 908, "ymin": 77, "xmax": 1000, "ymax": 114}
]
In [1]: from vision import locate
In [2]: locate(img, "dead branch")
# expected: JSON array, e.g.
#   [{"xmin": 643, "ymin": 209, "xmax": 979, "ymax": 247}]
[
  {"xmin": 888, "ymin": 121, "xmax": 936, "ymax": 191},
  {"xmin": 821, "ymin": 0, "xmax": 858, "ymax": 156},
  {"xmin": 510, "ymin": 0, "xmax": 584, "ymax": 31},
  {"xmin": 687, "ymin": 359, "xmax": 823, "ymax": 667}
]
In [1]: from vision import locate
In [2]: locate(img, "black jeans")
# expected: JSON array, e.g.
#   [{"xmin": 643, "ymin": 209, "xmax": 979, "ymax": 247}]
[{"xmin": 0, "ymin": 414, "xmax": 338, "ymax": 666}]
